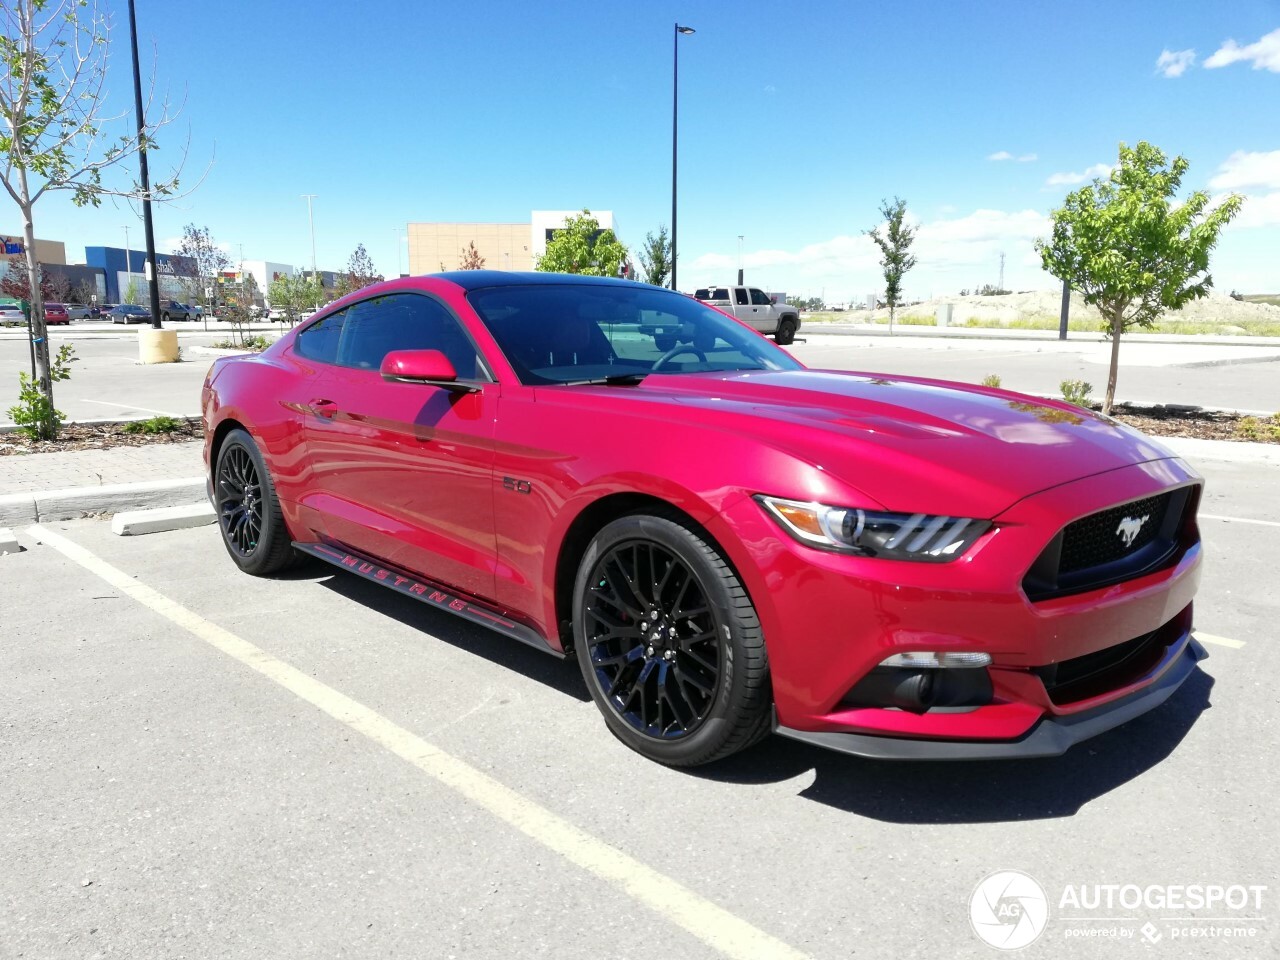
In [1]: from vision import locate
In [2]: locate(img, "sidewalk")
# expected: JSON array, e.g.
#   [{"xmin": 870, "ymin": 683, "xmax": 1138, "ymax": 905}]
[{"xmin": 0, "ymin": 441, "xmax": 202, "ymax": 497}]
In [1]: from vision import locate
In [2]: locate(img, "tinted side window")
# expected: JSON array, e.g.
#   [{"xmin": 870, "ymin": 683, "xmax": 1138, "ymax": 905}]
[
  {"xmin": 294, "ymin": 309, "xmax": 346, "ymax": 365},
  {"xmin": 336, "ymin": 294, "xmax": 482, "ymax": 378},
  {"xmin": 750, "ymin": 288, "xmax": 770, "ymax": 305},
  {"xmin": 733, "ymin": 288, "xmax": 749, "ymax": 305}
]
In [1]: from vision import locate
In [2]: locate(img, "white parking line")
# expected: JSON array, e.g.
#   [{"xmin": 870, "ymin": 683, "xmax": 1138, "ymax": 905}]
[
  {"xmin": 1194, "ymin": 632, "xmax": 1246, "ymax": 650},
  {"xmin": 82, "ymin": 399, "xmax": 187, "ymax": 417},
  {"xmin": 28, "ymin": 524, "xmax": 809, "ymax": 960},
  {"xmin": 1200, "ymin": 513, "xmax": 1280, "ymax": 528}
]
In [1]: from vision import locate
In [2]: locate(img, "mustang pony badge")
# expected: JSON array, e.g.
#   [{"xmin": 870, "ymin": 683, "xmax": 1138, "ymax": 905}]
[{"xmin": 1116, "ymin": 515, "xmax": 1149, "ymax": 548}]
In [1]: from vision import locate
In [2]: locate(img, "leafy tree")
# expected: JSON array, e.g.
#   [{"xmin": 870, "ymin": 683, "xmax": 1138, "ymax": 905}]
[
  {"xmin": 1037, "ymin": 141, "xmax": 1244, "ymax": 414},
  {"xmin": 268, "ymin": 271, "xmax": 324, "ymax": 325},
  {"xmin": 334, "ymin": 243, "xmax": 383, "ymax": 297},
  {"xmin": 174, "ymin": 223, "xmax": 231, "ymax": 316},
  {"xmin": 459, "ymin": 241, "xmax": 485, "ymax": 270},
  {"xmin": 536, "ymin": 209, "xmax": 628, "ymax": 277},
  {"xmin": 636, "ymin": 225, "xmax": 672, "ymax": 286},
  {"xmin": 0, "ymin": 0, "xmax": 181, "ymax": 438},
  {"xmin": 123, "ymin": 277, "xmax": 142, "ymax": 306},
  {"xmin": 865, "ymin": 197, "xmax": 917, "ymax": 331},
  {"xmin": 219, "ymin": 273, "xmax": 261, "ymax": 346}
]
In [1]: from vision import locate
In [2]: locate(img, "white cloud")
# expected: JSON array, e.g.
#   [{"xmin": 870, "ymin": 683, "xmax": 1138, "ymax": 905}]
[
  {"xmin": 988, "ymin": 151, "xmax": 1037, "ymax": 162},
  {"xmin": 1155, "ymin": 48, "xmax": 1196, "ymax": 77},
  {"xmin": 1217, "ymin": 191, "xmax": 1280, "ymax": 230},
  {"xmin": 1208, "ymin": 150, "xmax": 1280, "ymax": 191},
  {"xmin": 1204, "ymin": 27, "xmax": 1280, "ymax": 72},
  {"xmin": 1045, "ymin": 163, "xmax": 1113, "ymax": 187}
]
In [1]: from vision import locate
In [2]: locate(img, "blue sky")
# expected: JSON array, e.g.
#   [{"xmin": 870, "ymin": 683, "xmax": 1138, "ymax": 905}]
[{"xmin": 15, "ymin": 0, "xmax": 1280, "ymax": 302}]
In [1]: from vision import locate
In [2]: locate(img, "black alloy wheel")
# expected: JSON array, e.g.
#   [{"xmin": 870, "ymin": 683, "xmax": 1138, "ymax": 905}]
[
  {"xmin": 574, "ymin": 513, "xmax": 772, "ymax": 766},
  {"xmin": 214, "ymin": 429, "xmax": 297, "ymax": 575}
]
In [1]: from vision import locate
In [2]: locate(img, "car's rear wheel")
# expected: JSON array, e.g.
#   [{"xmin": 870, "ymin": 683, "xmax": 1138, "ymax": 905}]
[
  {"xmin": 573, "ymin": 512, "xmax": 771, "ymax": 766},
  {"xmin": 214, "ymin": 428, "xmax": 297, "ymax": 575},
  {"xmin": 775, "ymin": 318, "xmax": 797, "ymax": 345}
]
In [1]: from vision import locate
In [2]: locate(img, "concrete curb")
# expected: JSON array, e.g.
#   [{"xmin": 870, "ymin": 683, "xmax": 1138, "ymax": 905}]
[
  {"xmin": 111, "ymin": 502, "xmax": 216, "ymax": 536},
  {"xmin": 803, "ymin": 323, "xmax": 1280, "ymax": 347},
  {"xmin": 0, "ymin": 476, "xmax": 206, "ymax": 525},
  {"xmin": 1158, "ymin": 436, "xmax": 1280, "ymax": 466},
  {"xmin": 0, "ymin": 416, "xmax": 201, "ymax": 435},
  {"xmin": 0, "ymin": 526, "xmax": 20, "ymax": 554}
]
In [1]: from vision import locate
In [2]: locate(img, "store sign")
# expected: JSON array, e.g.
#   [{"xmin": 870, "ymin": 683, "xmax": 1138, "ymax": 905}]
[{"xmin": 2, "ymin": 237, "xmax": 24, "ymax": 255}]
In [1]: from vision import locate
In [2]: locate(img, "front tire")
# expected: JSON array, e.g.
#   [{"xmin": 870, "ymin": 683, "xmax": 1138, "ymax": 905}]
[
  {"xmin": 573, "ymin": 512, "xmax": 771, "ymax": 766},
  {"xmin": 213, "ymin": 428, "xmax": 297, "ymax": 575},
  {"xmin": 775, "ymin": 317, "xmax": 797, "ymax": 345}
]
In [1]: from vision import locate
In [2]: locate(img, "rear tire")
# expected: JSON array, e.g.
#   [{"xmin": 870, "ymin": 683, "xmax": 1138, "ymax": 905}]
[
  {"xmin": 573, "ymin": 512, "xmax": 772, "ymax": 767},
  {"xmin": 213, "ymin": 428, "xmax": 297, "ymax": 576},
  {"xmin": 775, "ymin": 318, "xmax": 797, "ymax": 345}
]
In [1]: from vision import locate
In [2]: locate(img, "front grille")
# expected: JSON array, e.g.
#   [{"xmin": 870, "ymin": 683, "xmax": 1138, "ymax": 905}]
[
  {"xmin": 1022, "ymin": 485, "xmax": 1198, "ymax": 601},
  {"xmin": 1059, "ymin": 493, "xmax": 1169, "ymax": 573}
]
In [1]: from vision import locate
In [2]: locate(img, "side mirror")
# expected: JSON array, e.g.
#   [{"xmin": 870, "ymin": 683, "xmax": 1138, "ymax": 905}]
[{"xmin": 380, "ymin": 349, "xmax": 477, "ymax": 392}]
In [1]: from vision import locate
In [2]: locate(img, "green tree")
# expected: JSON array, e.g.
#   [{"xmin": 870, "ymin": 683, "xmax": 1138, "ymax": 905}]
[
  {"xmin": 865, "ymin": 197, "xmax": 917, "ymax": 332},
  {"xmin": 334, "ymin": 243, "xmax": 383, "ymax": 297},
  {"xmin": 268, "ymin": 271, "xmax": 323, "ymax": 325},
  {"xmin": 1036, "ymin": 141, "xmax": 1244, "ymax": 414},
  {"xmin": 0, "ymin": 0, "xmax": 180, "ymax": 438},
  {"xmin": 636, "ymin": 225, "xmax": 672, "ymax": 286},
  {"xmin": 220, "ymin": 273, "xmax": 261, "ymax": 346},
  {"xmin": 536, "ymin": 209, "xmax": 628, "ymax": 277},
  {"xmin": 123, "ymin": 277, "xmax": 142, "ymax": 306}
]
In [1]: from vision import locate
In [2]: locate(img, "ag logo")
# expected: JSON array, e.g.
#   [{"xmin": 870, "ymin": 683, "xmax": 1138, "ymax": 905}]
[
  {"xmin": 1116, "ymin": 514, "xmax": 1149, "ymax": 548},
  {"xmin": 969, "ymin": 870, "xmax": 1049, "ymax": 950}
]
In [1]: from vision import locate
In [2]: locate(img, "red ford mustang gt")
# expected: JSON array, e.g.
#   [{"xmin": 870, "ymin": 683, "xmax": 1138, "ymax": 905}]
[{"xmin": 202, "ymin": 272, "xmax": 1205, "ymax": 767}]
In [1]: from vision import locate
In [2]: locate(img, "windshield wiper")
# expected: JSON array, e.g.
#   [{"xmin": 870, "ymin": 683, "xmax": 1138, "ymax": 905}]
[{"xmin": 565, "ymin": 372, "xmax": 649, "ymax": 386}]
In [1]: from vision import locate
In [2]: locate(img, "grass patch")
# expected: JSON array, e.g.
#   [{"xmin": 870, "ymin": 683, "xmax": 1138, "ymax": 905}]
[
  {"xmin": 211, "ymin": 334, "xmax": 273, "ymax": 352},
  {"xmin": 1243, "ymin": 295, "xmax": 1280, "ymax": 307},
  {"xmin": 121, "ymin": 415, "xmax": 184, "ymax": 435}
]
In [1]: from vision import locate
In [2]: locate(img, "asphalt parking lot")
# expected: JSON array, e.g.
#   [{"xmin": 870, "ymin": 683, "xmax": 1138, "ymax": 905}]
[{"xmin": 2, "ymin": 456, "xmax": 1276, "ymax": 958}]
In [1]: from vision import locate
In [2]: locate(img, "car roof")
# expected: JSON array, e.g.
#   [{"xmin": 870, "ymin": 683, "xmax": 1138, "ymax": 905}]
[{"xmin": 430, "ymin": 271, "xmax": 648, "ymax": 293}]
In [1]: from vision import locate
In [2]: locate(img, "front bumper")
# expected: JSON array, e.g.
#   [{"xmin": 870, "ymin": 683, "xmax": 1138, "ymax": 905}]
[{"xmin": 774, "ymin": 634, "xmax": 1206, "ymax": 760}]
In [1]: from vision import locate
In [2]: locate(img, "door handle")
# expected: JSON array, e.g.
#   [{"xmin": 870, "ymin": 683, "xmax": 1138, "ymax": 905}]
[{"xmin": 309, "ymin": 398, "xmax": 337, "ymax": 419}]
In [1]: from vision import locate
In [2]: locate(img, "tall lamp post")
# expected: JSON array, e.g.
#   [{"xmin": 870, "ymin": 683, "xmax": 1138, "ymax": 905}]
[
  {"xmin": 671, "ymin": 23, "xmax": 695, "ymax": 292},
  {"xmin": 126, "ymin": 0, "xmax": 162, "ymax": 330}
]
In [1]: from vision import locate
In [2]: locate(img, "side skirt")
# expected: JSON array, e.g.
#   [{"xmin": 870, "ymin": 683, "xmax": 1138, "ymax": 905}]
[{"xmin": 294, "ymin": 541, "xmax": 564, "ymax": 659}]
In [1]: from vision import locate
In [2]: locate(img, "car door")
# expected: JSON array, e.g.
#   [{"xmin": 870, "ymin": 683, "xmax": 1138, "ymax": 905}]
[
  {"xmin": 298, "ymin": 292, "xmax": 499, "ymax": 601},
  {"xmin": 749, "ymin": 288, "xmax": 777, "ymax": 332},
  {"xmin": 731, "ymin": 286, "xmax": 757, "ymax": 327}
]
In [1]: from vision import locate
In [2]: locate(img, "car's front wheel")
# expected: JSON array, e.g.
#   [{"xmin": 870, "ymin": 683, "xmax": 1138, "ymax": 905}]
[
  {"xmin": 214, "ymin": 428, "xmax": 297, "ymax": 575},
  {"xmin": 775, "ymin": 318, "xmax": 797, "ymax": 345},
  {"xmin": 573, "ymin": 512, "xmax": 772, "ymax": 766}
]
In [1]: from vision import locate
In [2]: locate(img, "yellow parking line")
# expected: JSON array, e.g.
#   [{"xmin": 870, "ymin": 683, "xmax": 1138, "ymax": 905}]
[
  {"xmin": 29, "ymin": 524, "xmax": 809, "ymax": 960},
  {"xmin": 1195, "ymin": 632, "xmax": 1246, "ymax": 649}
]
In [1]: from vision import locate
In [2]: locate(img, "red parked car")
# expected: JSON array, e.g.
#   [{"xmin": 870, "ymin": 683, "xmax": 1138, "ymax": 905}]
[
  {"xmin": 202, "ymin": 273, "xmax": 1205, "ymax": 767},
  {"xmin": 43, "ymin": 302, "xmax": 70, "ymax": 324}
]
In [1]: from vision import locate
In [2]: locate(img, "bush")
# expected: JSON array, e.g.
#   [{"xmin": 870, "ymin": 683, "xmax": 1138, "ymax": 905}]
[
  {"xmin": 980, "ymin": 374, "xmax": 1002, "ymax": 388},
  {"xmin": 122, "ymin": 415, "xmax": 184, "ymax": 435},
  {"xmin": 7, "ymin": 343, "xmax": 77, "ymax": 439},
  {"xmin": 1060, "ymin": 379, "xmax": 1093, "ymax": 408}
]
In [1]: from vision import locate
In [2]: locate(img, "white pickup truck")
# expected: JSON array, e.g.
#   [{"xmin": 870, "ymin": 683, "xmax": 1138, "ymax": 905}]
[{"xmin": 693, "ymin": 285, "xmax": 801, "ymax": 345}]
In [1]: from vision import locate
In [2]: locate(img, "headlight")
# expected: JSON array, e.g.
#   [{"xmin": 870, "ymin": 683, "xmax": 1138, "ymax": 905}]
[{"xmin": 754, "ymin": 495, "xmax": 991, "ymax": 562}]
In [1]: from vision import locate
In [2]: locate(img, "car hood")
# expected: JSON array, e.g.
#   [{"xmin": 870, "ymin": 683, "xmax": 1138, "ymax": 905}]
[{"xmin": 614, "ymin": 369, "xmax": 1180, "ymax": 517}]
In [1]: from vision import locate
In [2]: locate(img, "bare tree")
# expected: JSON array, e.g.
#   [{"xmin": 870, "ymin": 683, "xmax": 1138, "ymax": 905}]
[
  {"xmin": 0, "ymin": 0, "xmax": 183, "ymax": 437},
  {"xmin": 459, "ymin": 241, "xmax": 485, "ymax": 270},
  {"xmin": 174, "ymin": 223, "xmax": 230, "ymax": 316}
]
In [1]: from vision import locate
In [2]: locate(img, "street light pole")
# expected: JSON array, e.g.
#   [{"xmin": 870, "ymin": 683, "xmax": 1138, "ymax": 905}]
[
  {"xmin": 671, "ymin": 23, "xmax": 695, "ymax": 292},
  {"xmin": 302, "ymin": 194, "xmax": 318, "ymax": 279},
  {"xmin": 737, "ymin": 234, "xmax": 744, "ymax": 285},
  {"xmin": 122, "ymin": 224, "xmax": 131, "ymax": 300},
  {"xmin": 126, "ymin": 0, "xmax": 162, "ymax": 330}
]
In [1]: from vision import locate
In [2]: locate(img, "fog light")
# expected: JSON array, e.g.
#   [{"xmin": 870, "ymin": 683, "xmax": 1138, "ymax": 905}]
[{"xmin": 879, "ymin": 651, "xmax": 992, "ymax": 669}]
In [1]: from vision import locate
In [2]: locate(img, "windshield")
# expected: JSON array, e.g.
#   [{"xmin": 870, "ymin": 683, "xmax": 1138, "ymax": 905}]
[{"xmin": 467, "ymin": 283, "xmax": 803, "ymax": 385}]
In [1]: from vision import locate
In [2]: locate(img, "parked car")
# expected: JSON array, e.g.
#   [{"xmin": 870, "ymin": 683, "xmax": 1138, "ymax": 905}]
[
  {"xmin": 42, "ymin": 302, "xmax": 70, "ymax": 325},
  {"xmin": 0, "ymin": 303, "xmax": 25, "ymax": 322},
  {"xmin": 203, "ymin": 271, "xmax": 1205, "ymax": 768},
  {"xmin": 63, "ymin": 303, "xmax": 94, "ymax": 321},
  {"xmin": 159, "ymin": 299, "xmax": 194, "ymax": 322},
  {"xmin": 694, "ymin": 284, "xmax": 802, "ymax": 345},
  {"xmin": 107, "ymin": 304, "xmax": 153, "ymax": 324}
]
